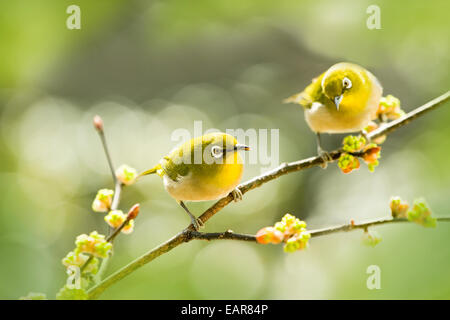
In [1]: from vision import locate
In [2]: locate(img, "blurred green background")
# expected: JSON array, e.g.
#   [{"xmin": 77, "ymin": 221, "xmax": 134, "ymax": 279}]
[{"xmin": 1, "ymin": 0, "xmax": 449, "ymax": 299}]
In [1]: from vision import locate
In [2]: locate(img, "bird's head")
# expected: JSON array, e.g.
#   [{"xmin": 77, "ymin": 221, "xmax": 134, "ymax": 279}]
[
  {"xmin": 322, "ymin": 63, "xmax": 368, "ymax": 111},
  {"xmin": 168, "ymin": 132, "xmax": 250, "ymax": 166},
  {"xmin": 203, "ymin": 133, "xmax": 250, "ymax": 163}
]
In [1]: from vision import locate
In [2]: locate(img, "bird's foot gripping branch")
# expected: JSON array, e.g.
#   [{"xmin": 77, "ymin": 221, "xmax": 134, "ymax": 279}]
[{"xmin": 18, "ymin": 91, "xmax": 450, "ymax": 300}]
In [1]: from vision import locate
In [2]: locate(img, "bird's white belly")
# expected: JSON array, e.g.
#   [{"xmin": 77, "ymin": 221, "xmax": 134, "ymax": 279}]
[
  {"xmin": 304, "ymin": 103, "xmax": 374, "ymax": 133},
  {"xmin": 163, "ymin": 173, "xmax": 236, "ymax": 202},
  {"xmin": 305, "ymin": 76, "xmax": 382, "ymax": 134}
]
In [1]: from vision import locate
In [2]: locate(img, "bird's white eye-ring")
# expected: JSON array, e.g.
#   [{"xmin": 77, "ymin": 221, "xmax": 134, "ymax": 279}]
[
  {"xmin": 343, "ymin": 77, "xmax": 352, "ymax": 89},
  {"xmin": 211, "ymin": 146, "xmax": 223, "ymax": 158}
]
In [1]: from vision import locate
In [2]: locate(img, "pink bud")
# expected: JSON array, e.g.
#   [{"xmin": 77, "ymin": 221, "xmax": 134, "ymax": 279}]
[
  {"xmin": 256, "ymin": 227, "xmax": 284, "ymax": 244},
  {"xmin": 93, "ymin": 115, "xmax": 104, "ymax": 132},
  {"xmin": 127, "ymin": 204, "xmax": 140, "ymax": 220}
]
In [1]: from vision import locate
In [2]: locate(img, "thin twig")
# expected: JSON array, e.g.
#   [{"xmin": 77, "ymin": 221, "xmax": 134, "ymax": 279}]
[
  {"xmin": 188, "ymin": 216, "xmax": 450, "ymax": 241},
  {"xmin": 111, "ymin": 181, "xmax": 123, "ymax": 211},
  {"xmin": 94, "ymin": 118, "xmax": 117, "ymax": 184},
  {"xmin": 93, "ymin": 115, "xmax": 122, "ymax": 214},
  {"xmin": 81, "ymin": 117, "xmax": 125, "ymax": 273},
  {"xmin": 87, "ymin": 91, "xmax": 450, "ymax": 299},
  {"xmin": 188, "ymin": 230, "xmax": 256, "ymax": 242}
]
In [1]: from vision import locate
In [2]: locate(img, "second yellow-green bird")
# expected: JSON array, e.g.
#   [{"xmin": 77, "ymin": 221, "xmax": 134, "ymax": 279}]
[
  {"xmin": 284, "ymin": 62, "xmax": 383, "ymax": 163},
  {"xmin": 139, "ymin": 132, "xmax": 249, "ymax": 230}
]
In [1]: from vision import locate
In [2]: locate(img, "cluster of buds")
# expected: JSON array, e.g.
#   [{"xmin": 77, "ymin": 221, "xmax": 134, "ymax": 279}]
[
  {"xmin": 74, "ymin": 231, "xmax": 112, "ymax": 258},
  {"xmin": 92, "ymin": 166, "xmax": 139, "ymax": 235},
  {"xmin": 338, "ymin": 135, "xmax": 381, "ymax": 174},
  {"xmin": 104, "ymin": 210, "xmax": 125, "ymax": 228},
  {"xmin": 390, "ymin": 196, "xmax": 409, "ymax": 218},
  {"xmin": 338, "ymin": 153, "xmax": 360, "ymax": 174},
  {"xmin": 342, "ymin": 135, "xmax": 366, "ymax": 153},
  {"xmin": 115, "ymin": 164, "xmax": 138, "ymax": 186},
  {"xmin": 362, "ymin": 230, "xmax": 382, "ymax": 247},
  {"xmin": 62, "ymin": 251, "xmax": 99, "ymax": 274},
  {"xmin": 362, "ymin": 144, "xmax": 381, "ymax": 172},
  {"xmin": 256, "ymin": 213, "xmax": 311, "ymax": 253},
  {"xmin": 377, "ymin": 95, "xmax": 404, "ymax": 121},
  {"xmin": 92, "ymin": 189, "xmax": 114, "ymax": 212},
  {"xmin": 58, "ymin": 116, "xmax": 141, "ymax": 300},
  {"xmin": 390, "ymin": 197, "xmax": 436, "ymax": 228},
  {"xmin": 407, "ymin": 198, "xmax": 436, "ymax": 228},
  {"xmin": 104, "ymin": 209, "xmax": 135, "ymax": 234}
]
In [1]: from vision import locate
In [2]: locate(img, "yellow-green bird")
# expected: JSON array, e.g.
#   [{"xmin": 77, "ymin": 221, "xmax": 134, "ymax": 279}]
[
  {"xmin": 139, "ymin": 132, "xmax": 250, "ymax": 230},
  {"xmin": 284, "ymin": 62, "xmax": 382, "ymax": 163}
]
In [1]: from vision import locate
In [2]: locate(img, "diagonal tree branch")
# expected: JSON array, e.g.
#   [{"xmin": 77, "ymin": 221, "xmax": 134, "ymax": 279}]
[
  {"xmin": 87, "ymin": 91, "xmax": 450, "ymax": 299},
  {"xmin": 195, "ymin": 91, "xmax": 450, "ymax": 226}
]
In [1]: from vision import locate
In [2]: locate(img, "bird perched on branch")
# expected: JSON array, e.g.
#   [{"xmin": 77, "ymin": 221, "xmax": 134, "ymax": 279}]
[
  {"xmin": 284, "ymin": 62, "xmax": 382, "ymax": 165},
  {"xmin": 139, "ymin": 132, "xmax": 250, "ymax": 230}
]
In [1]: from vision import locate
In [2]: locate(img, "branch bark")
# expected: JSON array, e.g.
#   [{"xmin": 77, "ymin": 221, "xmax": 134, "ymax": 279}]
[
  {"xmin": 87, "ymin": 91, "xmax": 450, "ymax": 299},
  {"xmin": 188, "ymin": 216, "xmax": 450, "ymax": 241}
]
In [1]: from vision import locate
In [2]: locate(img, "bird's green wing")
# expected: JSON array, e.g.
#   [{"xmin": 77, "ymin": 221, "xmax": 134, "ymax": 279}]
[
  {"xmin": 160, "ymin": 155, "xmax": 190, "ymax": 182},
  {"xmin": 160, "ymin": 134, "xmax": 216, "ymax": 181},
  {"xmin": 284, "ymin": 73, "xmax": 326, "ymax": 109}
]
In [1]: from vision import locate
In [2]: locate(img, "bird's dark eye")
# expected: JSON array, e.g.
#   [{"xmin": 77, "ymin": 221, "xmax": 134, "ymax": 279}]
[
  {"xmin": 342, "ymin": 77, "xmax": 352, "ymax": 89},
  {"xmin": 211, "ymin": 146, "xmax": 223, "ymax": 158}
]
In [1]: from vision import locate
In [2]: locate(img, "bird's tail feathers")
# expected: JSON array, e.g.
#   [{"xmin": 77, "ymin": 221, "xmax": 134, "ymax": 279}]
[{"xmin": 283, "ymin": 92, "xmax": 310, "ymax": 107}]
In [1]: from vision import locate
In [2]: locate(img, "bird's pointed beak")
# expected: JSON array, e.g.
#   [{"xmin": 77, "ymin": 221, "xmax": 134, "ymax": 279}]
[
  {"xmin": 334, "ymin": 95, "xmax": 343, "ymax": 110},
  {"xmin": 235, "ymin": 144, "xmax": 250, "ymax": 151}
]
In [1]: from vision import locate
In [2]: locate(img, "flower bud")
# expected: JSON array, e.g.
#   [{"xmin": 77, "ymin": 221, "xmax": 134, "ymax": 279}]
[
  {"xmin": 274, "ymin": 221, "xmax": 286, "ymax": 233},
  {"xmin": 283, "ymin": 237, "xmax": 300, "ymax": 253},
  {"xmin": 338, "ymin": 153, "xmax": 360, "ymax": 174},
  {"xmin": 280, "ymin": 213, "xmax": 307, "ymax": 236},
  {"xmin": 377, "ymin": 95, "xmax": 404, "ymax": 120},
  {"xmin": 256, "ymin": 227, "xmax": 284, "ymax": 244},
  {"xmin": 127, "ymin": 203, "xmax": 140, "ymax": 220},
  {"xmin": 92, "ymin": 189, "xmax": 114, "ymax": 212},
  {"xmin": 362, "ymin": 230, "xmax": 382, "ymax": 247},
  {"xmin": 93, "ymin": 115, "xmax": 104, "ymax": 132},
  {"xmin": 362, "ymin": 144, "xmax": 381, "ymax": 172},
  {"xmin": 62, "ymin": 251, "xmax": 88, "ymax": 268},
  {"xmin": 283, "ymin": 236, "xmax": 308, "ymax": 252},
  {"xmin": 342, "ymin": 135, "xmax": 366, "ymax": 153},
  {"xmin": 75, "ymin": 231, "xmax": 112, "ymax": 258},
  {"xmin": 258, "ymin": 214, "xmax": 310, "ymax": 251},
  {"xmin": 390, "ymin": 197, "xmax": 409, "ymax": 218},
  {"xmin": 116, "ymin": 164, "xmax": 138, "ymax": 186},
  {"xmin": 104, "ymin": 210, "xmax": 126, "ymax": 229},
  {"xmin": 298, "ymin": 230, "xmax": 311, "ymax": 242},
  {"xmin": 121, "ymin": 219, "xmax": 135, "ymax": 234},
  {"xmin": 407, "ymin": 198, "xmax": 436, "ymax": 228},
  {"xmin": 281, "ymin": 213, "xmax": 296, "ymax": 225}
]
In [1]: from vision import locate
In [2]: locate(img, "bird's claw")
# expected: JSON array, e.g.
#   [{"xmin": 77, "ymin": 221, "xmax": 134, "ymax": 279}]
[
  {"xmin": 192, "ymin": 217, "xmax": 204, "ymax": 231},
  {"xmin": 318, "ymin": 150, "xmax": 333, "ymax": 169},
  {"xmin": 231, "ymin": 188, "xmax": 243, "ymax": 202}
]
